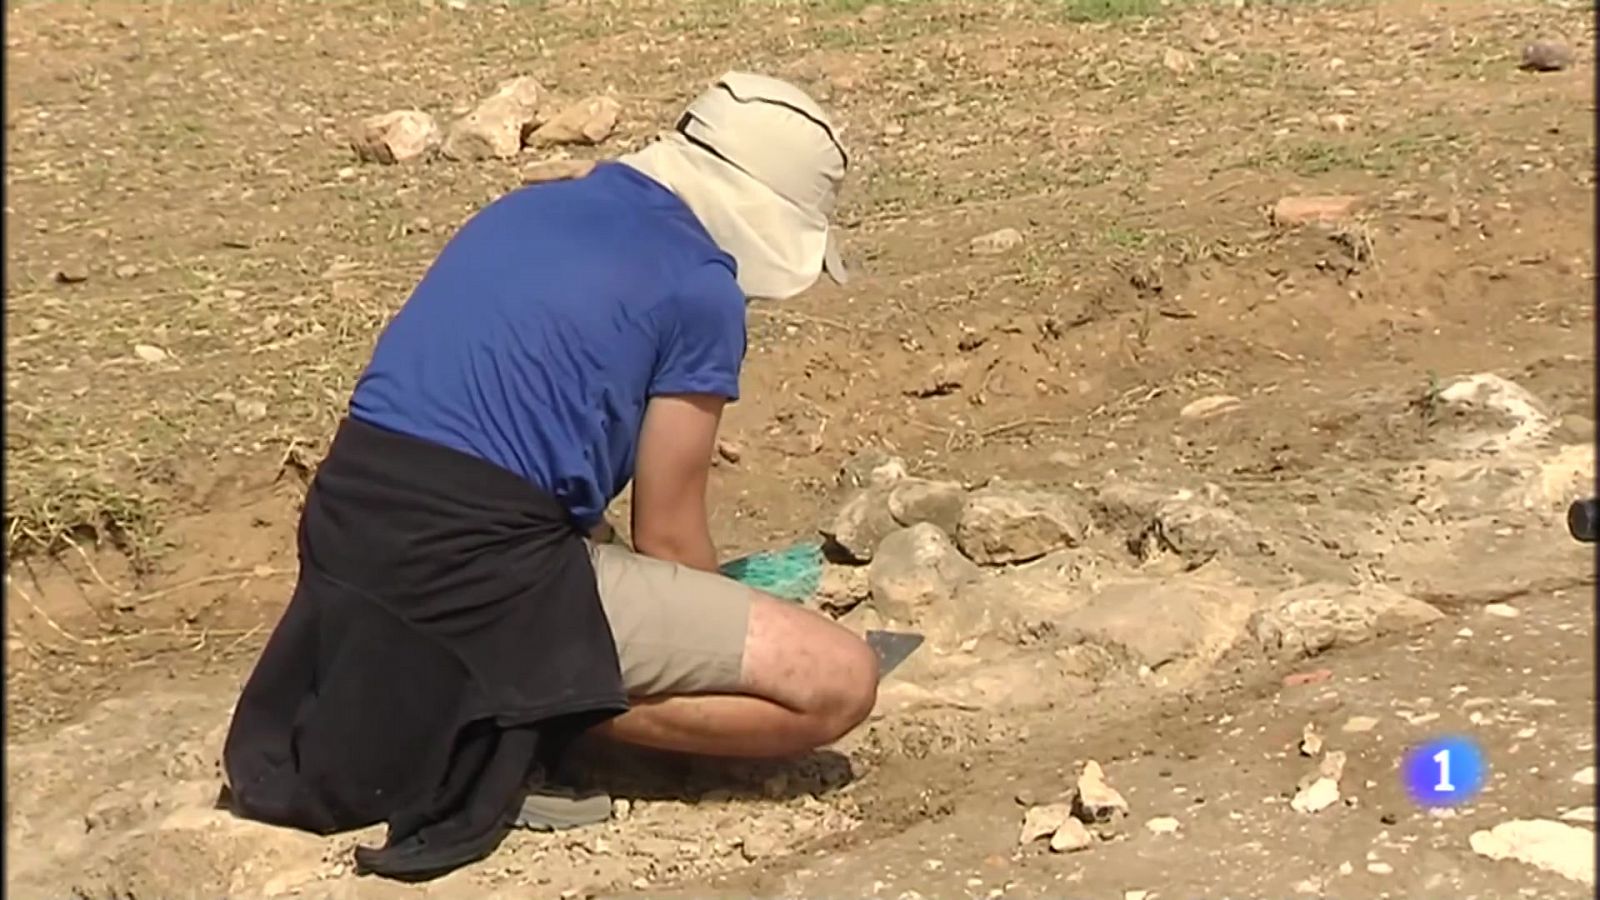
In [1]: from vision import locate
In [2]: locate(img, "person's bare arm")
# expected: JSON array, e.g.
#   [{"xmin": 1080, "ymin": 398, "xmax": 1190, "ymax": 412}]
[{"xmin": 631, "ymin": 394, "xmax": 725, "ymax": 573}]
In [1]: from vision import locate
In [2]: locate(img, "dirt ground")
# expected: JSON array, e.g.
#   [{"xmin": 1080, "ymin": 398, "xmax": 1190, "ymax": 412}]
[{"xmin": 4, "ymin": 0, "xmax": 1595, "ymax": 897}]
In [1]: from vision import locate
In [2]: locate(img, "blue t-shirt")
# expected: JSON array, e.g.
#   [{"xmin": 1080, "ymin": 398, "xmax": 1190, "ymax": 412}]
[{"xmin": 349, "ymin": 163, "xmax": 747, "ymax": 529}]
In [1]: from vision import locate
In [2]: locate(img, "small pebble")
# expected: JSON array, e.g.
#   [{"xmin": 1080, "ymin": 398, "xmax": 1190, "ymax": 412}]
[
  {"xmin": 133, "ymin": 344, "xmax": 169, "ymax": 363},
  {"xmin": 970, "ymin": 227, "xmax": 1024, "ymax": 256},
  {"xmin": 54, "ymin": 263, "xmax": 90, "ymax": 284},
  {"xmin": 1146, "ymin": 816, "xmax": 1181, "ymax": 835},
  {"xmin": 1300, "ymin": 723, "xmax": 1323, "ymax": 756},
  {"xmin": 1521, "ymin": 40, "xmax": 1574, "ymax": 72},
  {"xmin": 1343, "ymin": 715, "xmax": 1380, "ymax": 733}
]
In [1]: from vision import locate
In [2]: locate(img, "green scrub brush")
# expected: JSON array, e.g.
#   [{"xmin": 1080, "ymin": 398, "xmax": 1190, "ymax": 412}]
[{"xmin": 717, "ymin": 541, "xmax": 825, "ymax": 603}]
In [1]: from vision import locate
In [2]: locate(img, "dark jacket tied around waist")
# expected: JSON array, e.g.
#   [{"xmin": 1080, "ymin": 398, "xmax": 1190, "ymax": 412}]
[{"xmin": 222, "ymin": 417, "xmax": 627, "ymax": 881}]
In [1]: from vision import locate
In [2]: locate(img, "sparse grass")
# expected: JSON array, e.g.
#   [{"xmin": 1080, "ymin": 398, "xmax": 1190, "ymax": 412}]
[
  {"xmin": 1050, "ymin": 0, "xmax": 1166, "ymax": 22},
  {"xmin": 1046, "ymin": 0, "xmax": 1363, "ymax": 23},
  {"xmin": 1414, "ymin": 370, "xmax": 1444, "ymax": 436},
  {"xmin": 1332, "ymin": 221, "xmax": 1376, "ymax": 265},
  {"xmin": 1236, "ymin": 131, "xmax": 1461, "ymax": 178},
  {"xmin": 1250, "ymin": 140, "xmax": 1369, "ymax": 175},
  {"xmin": 1103, "ymin": 226, "xmax": 1155, "ymax": 251},
  {"xmin": 5, "ymin": 478, "xmax": 163, "ymax": 571}
]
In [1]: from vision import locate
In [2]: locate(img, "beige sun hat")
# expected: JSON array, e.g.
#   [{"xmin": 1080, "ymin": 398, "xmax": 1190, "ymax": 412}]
[{"xmin": 619, "ymin": 72, "xmax": 849, "ymax": 300}]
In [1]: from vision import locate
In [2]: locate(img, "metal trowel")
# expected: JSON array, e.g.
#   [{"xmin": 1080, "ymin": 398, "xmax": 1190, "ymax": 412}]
[{"xmin": 866, "ymin": 629, "xmax": 925, "ymax": 680}]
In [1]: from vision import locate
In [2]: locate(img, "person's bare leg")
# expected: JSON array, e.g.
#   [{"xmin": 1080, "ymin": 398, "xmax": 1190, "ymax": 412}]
[{"xmin": 591, "ymin": 595, "xmax": 878, "ymax": 757}]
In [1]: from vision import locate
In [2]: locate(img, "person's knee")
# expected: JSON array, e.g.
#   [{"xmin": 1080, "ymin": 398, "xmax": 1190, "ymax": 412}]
[
  {"xmin": 808, "ymin": 632, "xmax": 878, "ymax": 743},
  {"xmin": 742, "ymin": 598, "xmax": 879, "ymax": 746}
]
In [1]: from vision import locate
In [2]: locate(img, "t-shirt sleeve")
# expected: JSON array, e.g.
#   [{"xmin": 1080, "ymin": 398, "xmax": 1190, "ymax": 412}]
[{"xmin": 648, "ymin": 263, "xmax": 747, "ymax": 401}]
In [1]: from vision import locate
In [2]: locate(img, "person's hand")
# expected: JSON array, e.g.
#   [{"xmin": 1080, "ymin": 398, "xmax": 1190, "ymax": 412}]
[{"xmin": 587, "ymin": 518, "xmax": 629, "ymax": 548}]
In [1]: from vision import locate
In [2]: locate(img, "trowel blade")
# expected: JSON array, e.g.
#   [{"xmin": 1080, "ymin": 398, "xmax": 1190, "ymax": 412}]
[{"xmin": 866, "ymin": 629, "xmax": 925, "ymax": 680}]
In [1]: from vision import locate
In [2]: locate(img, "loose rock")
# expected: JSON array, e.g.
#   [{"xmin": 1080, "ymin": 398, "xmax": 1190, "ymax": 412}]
[
  {"xmin": 1299, "ymin": 723, "xmax": 1323, "ymax": 757},
  {"xmin": 348, "ymin": 109, "xmax": 440, "ymax": 164},
  {"xmin": 524, "ymin": 158, "xmax": 597, "ymax": 184},
  {"xmin": 970, "ymin": 227, "xmax": 1024, "ymax": 256},
  {"xmin": 1559, "ymin": 807, "xmax": 1595, "ymax": 824},
  {"xmin": 1342, "ymin": 715, "xmax": 1380, "ymax": 733},
  {"xmin": 54, "ymin": 263, "xmax": 90, "ymax": 284},
  {"xmin": 1292, "ymin": 751, "xmax": 1346, "ymax": 814},
  {"xmin": 1470, "ymin": 819, "xmax": 1595, "ymax": 885},
  {"xmin": 1521, "ymin": 40, "xmax": 1574, "ymax": 73},
  {"xmin": 857, "ymin": 3, "xmax": 888, "ymax": 24},
  {"xmin": 1049, "ymin": 818, "xmax": 1094, "ymax": 853},
  {"xmin": 1249, "ymin": 583, "xmax": 1444, "ymax": 660},
  {"xmin": 1133, "ymin": 492, "xmax": 1259, "ymax": 567},
  {"xmin": 1317, "ymin": 750, "xmax": 1347, "ymax": 782},
  {"xmin": 957, "ymin": 488, "xmax": 1092, "ymax": 565},
  {"xmin": 133, "ymin": 344, "xmax": 169, "ymax": 363},
  {"xmin": 1291, "ymin": 776, "xmax": 1341, "ymax": 814},
  {"xmin": 820, "ymin": 489, "xmax": 901, "ymax": 563},
  {"xmin": 234, "ymin": 398, "xmax": 268, "ymax": 421},
  {"xmin": 1145, "ymin": 816, "xmax": 1181, "ymax": 834},
  {"xmin": 887, "ymin": 478, "xmax": 967, "ymax": 535},
  {"xmin": 838, "ymin": 452, "xmax": 909, "ymax": 490},
  {"xmin": 1283, "ymin": 668, "xmax": 1334, "ymax": 687},
  {"xmin": 1161, "ymin": 46, "xmax": 1194, "ymax": 75},
  {"xmin": 442, "ymin": 76, "xmax": 544, "ymax": 161},
  {"xmin": 1093, "ymin": 481, "xmax": 1182, "ymax": 534},
  {"xmin": 1071, "ymin": 761, "xmax": 1129, "ymax": 825},
  {"xmin": 868, "ymin": 524, "xmax": 982, "ymax": 621},
  {"xmin": 1271, "ymin": 195, "xmax": 1363, "ymax": 227},
  {"xmin": 531, "ymin": 95, "xmax": 622, "ymax": 146},
  {"xmin": 1180, "ymin": 395, "xmax": 1241, "ymax": 420},
  {"xmin": 1436, "ymin": 373, "xmax": 1553, "ymax": 452},
  {"xmin": 740, "ymin": 830, "xmax": 785, "ymax": 862},
  {"xmin": 907, "ymin": 359, "xmax": 967, "ymax": 398},
  {"xmin": 1321, "ymin": 113, "xmax": 1354, "ymax": 133},
  {"xmin": 1572, "ymin": 767, "xmax": 1595, "ymax": 786},
  {"xmin": 1018, "ymin": 803, "xmax": 1072, "ymax": 845},
  {"xmin": 815, "ymin": 564, "xmax": 870, "ymax": 616}
]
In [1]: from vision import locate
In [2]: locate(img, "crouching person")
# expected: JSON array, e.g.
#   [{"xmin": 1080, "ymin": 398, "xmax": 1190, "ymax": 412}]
[{"xmin": 221, "ymin": 73, "xmax": 876, "ymax": 882}]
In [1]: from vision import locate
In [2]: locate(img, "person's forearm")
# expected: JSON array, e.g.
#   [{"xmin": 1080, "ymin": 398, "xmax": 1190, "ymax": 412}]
[{"xmin": 634, "ymin": 527, "xmax": 719, "ymax": 574}]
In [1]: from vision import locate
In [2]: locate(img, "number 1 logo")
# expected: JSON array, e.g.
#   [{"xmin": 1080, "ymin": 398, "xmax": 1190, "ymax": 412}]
[{"xmin": 1406, "ymin": 736, "xmax": 1486, "ymax": 807}]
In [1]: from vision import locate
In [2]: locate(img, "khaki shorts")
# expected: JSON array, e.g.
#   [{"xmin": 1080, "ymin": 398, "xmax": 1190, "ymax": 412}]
[{"xmin": 587, "ymin": 542, "xmax": 753, "ymax": 697}]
